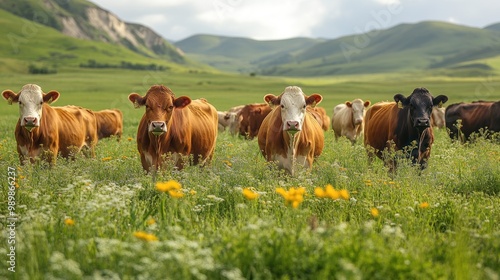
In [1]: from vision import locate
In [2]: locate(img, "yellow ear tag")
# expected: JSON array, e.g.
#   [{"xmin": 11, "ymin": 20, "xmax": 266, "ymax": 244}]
[
  {"xmin": 47, "ymin": 97, "xmax": 54, "ymax": 104},
  {"xmin": 397, "ymin": 101, "xmax": 403, "ymax": 109},
  {"xmin": 438, "ymin": 101, "xmax": 443, "ymax": 108},
  {"xmin": 311, "ymin": 101, "xmax": 317, "ymax": 108},
  {"xmin": 7, "ymin": 97, "xmax": 13, "ymax": 105}
]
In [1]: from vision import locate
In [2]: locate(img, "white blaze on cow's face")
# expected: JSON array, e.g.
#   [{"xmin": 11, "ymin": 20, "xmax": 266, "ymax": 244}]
[
  {"xmin": 2, "ymin": 84, "xmax": 60, "ymax": 132},
  {"xmin": 279, "ymin": 86, "xmax": 307, "ymax": 133},
  {"xmin": 350, "ymin": 99, "xmax": 366, "ymax": 126}
]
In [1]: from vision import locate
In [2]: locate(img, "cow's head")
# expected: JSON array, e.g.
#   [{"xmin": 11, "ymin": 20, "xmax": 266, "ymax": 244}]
[
  {"xmin": 2, "ymin": 84, "xmax": 59, "ymax": 132},
  {"xmin": 128, "ymin": 85, "xmax": 191, "ymax": 136},
  {"xmin": 394, "ymin": 88, "xmax": 448, "ymax": 129},
  {"xmin": 346, "ymin": 99, "xmax": 370, "ymax": 125},
  {"xmin": 265, "ymin": 86, "xmax": 322, "ymax": 134}
]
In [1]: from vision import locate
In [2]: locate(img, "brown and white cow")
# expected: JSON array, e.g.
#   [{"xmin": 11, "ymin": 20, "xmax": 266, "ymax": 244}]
[
  {"xmin": 2, "ymin": 84, "xmax": 92, "ymax": 165},
  {"xmin": 364, "ymin": 88, "xmax": 448, "ymax": 170},
  {"xmin": 94, "ymin": 109, "xmax": 123, "ymax": 140},
  {"xmin": 257, "ymin": 86, "xmax": 324, "ymax": 175},
  {"xmin": 217, "ymin": 111, "xmax": 238, "ymax": 133},
  {"xmin": 445, "ymin": 100, "xmax": 500, "ymax": 142},
  {"xmin": 331, "ymin": 99, "xmax": 370, "ymax": 144},
  {"xmin": 307, "ymin": 106, "xmax": 330, "ymax": 131},
  {"xmin": 128, "ymin": 85, "xmax": 218, "ymax": 172},
  {"xmin": 238, "ymin": 103, "xmax": 272, "ymax": 139}
]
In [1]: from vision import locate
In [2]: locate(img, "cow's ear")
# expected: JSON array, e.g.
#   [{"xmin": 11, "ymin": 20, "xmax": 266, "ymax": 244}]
[
  {"xmin": 264, "ymin": 94, "xmax": 279, "ymax": 107},
  {"xmin": 345, "ymin": 101, "xmax": 352, "ymax": 107},
  {"xmin": 394, "ymin": 94, "xmax": 407, "ymax": 108},
  {"xmin": 2, "ymin": 90, "xmax": 18, "ymax": 105},
  {"xmin": 44, "ymin": 90, "xmax": 60, "ymax": 104},
  {"xmin": 433, "ymin": 95, "xmax": 448, "ymax": 108},
  {"xmin": 128, "ymin": 93, "xmax": 145, "ymax": 108},
  {"xmin": 174, "ymin": 96, "xmax": 191, "ymax": 108},
  {"xmin": 364, "ymin": 100, "xmax": 371, "ymax": 107},
  {"xmin": 306, "ymin": 94, "xmax": 323, "ymax": 107}
]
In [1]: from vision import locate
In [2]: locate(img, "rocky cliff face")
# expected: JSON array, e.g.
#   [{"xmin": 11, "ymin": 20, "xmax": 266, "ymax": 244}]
[{"xmin": 0, "ymin": 0, "xmax": 185, "ymax": 62}]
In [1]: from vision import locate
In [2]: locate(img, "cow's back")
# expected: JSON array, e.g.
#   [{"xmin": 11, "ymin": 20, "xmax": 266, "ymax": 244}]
[
  {"xmin": 446, "ymin": 102, "xmax": 493, "ymax": 140},
  {"xmin": 95, "ymin": 109, "xmax": 123, "ymax": 139},
  {"xmin": 331, "ymin": 104, "xmax": 348, "ymax": 138}
]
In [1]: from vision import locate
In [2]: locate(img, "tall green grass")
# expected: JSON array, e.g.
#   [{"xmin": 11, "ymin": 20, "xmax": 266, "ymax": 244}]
[{"xmin": 1, "ymin": 70, "xmax": 500, "ymax": 279}]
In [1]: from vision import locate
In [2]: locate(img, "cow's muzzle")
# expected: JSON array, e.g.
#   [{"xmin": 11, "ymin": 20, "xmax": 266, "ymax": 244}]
[
  {"xmin": 150, "ymin": 121, "xmax": 166, "ymax": 136},
  {"xmin": 285, "ymin": 120, "xmax": 301, "ymax": 134},
  {"xmin": 414, "ymin": 118, "xmax": 430, "ymax": 128},
  {"xmin": 23, "ymin": 117, "xmax": 38, "ymax": 132}
]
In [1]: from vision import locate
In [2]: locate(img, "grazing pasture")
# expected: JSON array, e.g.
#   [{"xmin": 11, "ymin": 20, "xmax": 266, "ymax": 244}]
[{"xmin": 1, "ymin": 70, "xmax": 500, "ymax": 279}]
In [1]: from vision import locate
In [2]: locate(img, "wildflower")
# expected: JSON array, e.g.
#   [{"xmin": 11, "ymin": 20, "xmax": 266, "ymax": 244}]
[
  {"xmin": 146, "ymin": 218, "xmax": 156, "ymax": 225},
  {"xmin": 127, "ymin": 137, "xmax": 133, "ymax": 141},
  {"xmin": 223, "ymin": 160, "xmax": 232, "ymax": 167},
  {"xmin": 101, "ymin": 156, "xmax": 112, "ymax": 161},
  {"xmin": 276, "ymin": 187, "xmax": 305, "ymax": 208},
  {"xmin": 156, "ymin": 180, "xmax": 181, "ymax": 192},
  {"xmin": 189, "ymin": 190, "xmax": 197, "ymax": 195},
  {"xmin": 133, "ymin": 231, "xmax": 158, "ymax": 242},
  {"xmin": 242, "ymin": 188, "xmax": 259, "ymax": 200},
  {"xmin": 315, "ymin": 184, "xmax": 349, "ymax": 200},
  {"xmin": 364, "ymin": 180, "xmax": 372, "ymax": 187},
  {"xmin": 168, "ymin": 189, "xmax": 184, "ymax": 198},
  {"xmin": 64, "ymin": 218, "xmax": 75, "ymax": 226},
  {"xmin": 419, "ymin": 202, "xmax": 430, "ymax": 209},
  {"xmin": 370, "ymin": 208, "xmax": 379, "ymax": 218}
]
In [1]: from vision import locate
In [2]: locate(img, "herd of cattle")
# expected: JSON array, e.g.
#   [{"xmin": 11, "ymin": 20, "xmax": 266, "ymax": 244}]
[{"xmin": 2, "ymin": 84, "xmax": 499, "ymax": 175}]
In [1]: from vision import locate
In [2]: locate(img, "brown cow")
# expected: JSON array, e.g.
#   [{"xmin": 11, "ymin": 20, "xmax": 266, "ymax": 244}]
[
  {"xmin": 59, "ymin": 105, "xmax": 98, "ymax": 157},
  {"xmin": 331, "ymin": 99, "xmax": 370, "ymax": 144},
  {"xmin": 128, "ymin": 85, "xmax": 218, "ymax": 172},
  {"xmin": 258, "ymin": 86, "xmax": 324, "ymax": 175},
  {"xmin": 364, "ymin": 88, "xmax": 448, "ymax": 170},
  {"xmin": 2, "ymin": 84, "xmax": 92, "ymax": 165},
  {"xmin": 445, "ymin": 100, "xmax": 500, "ymax": 142},
  {"xmin": 238, "ymin": 103, "xmax": 272, "ymax": 139},
  {"xmin": 307, "ymin": 106, "xmax": 330, "ymax": 131},
  {"xmin": 94, "ymin": 109, "xmax": 123, "ymax": 140}
]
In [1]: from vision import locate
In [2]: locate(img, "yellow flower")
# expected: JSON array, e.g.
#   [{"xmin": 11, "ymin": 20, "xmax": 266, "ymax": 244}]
[
  {"xmin": 243, "ymin": 188, "xmax": 259, "ymax": 200},
  {"xmin": 189, "ymin": 190, "xmax": 197, "ymax": 195},
  {"xmin": 64, "ymin": 218, "xmax": 75, "ymax": 226},
  {"xmin": 314, "ymin": 187, "xmax": 326, "ymax": 198},
  {"xmin": 370, "ymin": 208, "xmax": 379, "ymax": 218},
  {"xmin": 168, "ymin": 190, "xmax": 184, "ymax": 198},
  {"xmin": 101, "ymin": 156, "xmax": 112, "ymax": 161},
  {"xmin": 146, "ymin": 218, "xmax": 156, "ymax": 225},
  {"xmin": 276, "ymin": 187, "xmax": 305, "ymax": 208},
  {"xmin": 156, "ymin": 180, "xmax": 182, "ymax": 192},
  {"xmin": 325, "ymin": 184, "xmax": 340, "ymax": 199},
  {"xmin": 127, "ymin": 137, "xmax": 133, "ymax": 141},
  {"xmin": 339, "ymin": 189, "xmax": 350, "ymax": 200},
  {"xmin": 223, "ymin": 160, "xmax": 232, "ymax": 167},
  {"xmin": 133, "ymin": 231, "xmax": 158, "ymax": 242},
  {"xmin": 419, "ymin": 202, "xmax": 430, "ymax": 209}
]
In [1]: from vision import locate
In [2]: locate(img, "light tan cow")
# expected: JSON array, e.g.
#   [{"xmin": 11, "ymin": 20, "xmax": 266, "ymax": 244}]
[
  {"xmin": 94, "ymin": 109, "xmax": 123, "ymax": 140},
  {"xmin": 331, "ymin": 99, "xmax": 370, "ymax": 144}
]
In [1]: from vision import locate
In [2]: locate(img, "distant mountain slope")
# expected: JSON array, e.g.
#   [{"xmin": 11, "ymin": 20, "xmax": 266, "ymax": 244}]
[
  {"xmin": 0, "ymin": 0, "xmax": 185, "ymax": 63},
  {"xmin": 484, "ymin": 22, "xmax": 500, "ymax": 32},
  {"xmin": 175, "ymin": 35, "xmax": 324, "ymax": 73},
  {"xmin": 261, "ymin": 21, "xmax": 500, "ymax": 76}
]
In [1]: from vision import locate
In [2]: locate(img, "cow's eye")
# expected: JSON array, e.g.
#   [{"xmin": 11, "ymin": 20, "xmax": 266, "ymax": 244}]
[
  {"xmin": 281, "ymin": 104, "xmax": 285, "ymax": 109},
  {"xmin": 167, "ymin": 106, "xmax": 174, "ymax": 111},
  {"xmin": 18, "ymin": 101, "xmax": 22, "ymax": 105}
]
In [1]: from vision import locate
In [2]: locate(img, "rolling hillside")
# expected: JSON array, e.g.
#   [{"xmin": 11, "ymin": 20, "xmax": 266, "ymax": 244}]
[
  {"xmin": 175, "ymin": 35, "xmax": 324, "ymax": 73},
  {"xmin": 0, "ymin": 8, "xmax": 208, "ymax": 73},
  {"xmin": 0, "ymin": 0, "xmax": 187, "ymax": 64},
  {"xmin": 176, "ymin": 21, "xmax": 500, "ymax": 77}
]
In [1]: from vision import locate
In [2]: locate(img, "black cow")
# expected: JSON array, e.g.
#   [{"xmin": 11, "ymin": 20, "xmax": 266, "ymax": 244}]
[
  {"xmin": 445, "ymin": 100, "xmax": 500, "ymax": 142},
  {"xmin": 364, "ymin": 87, "xmax": 448, "ymax": 170}
]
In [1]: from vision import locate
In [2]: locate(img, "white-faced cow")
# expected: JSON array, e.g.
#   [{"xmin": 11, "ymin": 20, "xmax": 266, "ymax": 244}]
[
  {"xmin": 331, "ymin": 99, "xmax": 370, "ymax": 144},
  {"xmin": 2, "ymin": 84, "xmax": 93, "ymax": 165},
  {"xmin": 257, "ymin": 86, "xmax": 324, "ymax": 175},
  {"xmin": 128, "ymin": 85, "xmax": 218, "ymax": 172},
  {"xmin": 364, "ymin": 87, "xmax": 448, "ymax": 171}
]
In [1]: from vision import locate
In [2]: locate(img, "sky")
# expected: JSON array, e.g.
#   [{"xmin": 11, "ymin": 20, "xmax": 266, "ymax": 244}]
[{"xmin": 90, "ymin": 0, "xmax": 500, "ymax": 42}]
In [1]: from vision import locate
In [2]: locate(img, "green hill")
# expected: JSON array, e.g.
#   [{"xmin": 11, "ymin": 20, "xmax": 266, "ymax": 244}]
[
  {"xmin": 0, "ymin": 9, "xmax": 208, "ymax": 73},
  {"xmin": 175, "ymin": 35, "xmax": 324, "ymax": 73},
  {"xmin": 261, "ymin": 21, "xmax": 500, "ymax": 76}
]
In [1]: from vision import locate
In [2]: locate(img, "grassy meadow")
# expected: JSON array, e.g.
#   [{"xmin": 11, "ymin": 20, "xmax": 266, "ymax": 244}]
[{"xmin": 1, "ymin": 69, "xmax": 500, "ymax": 279}]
